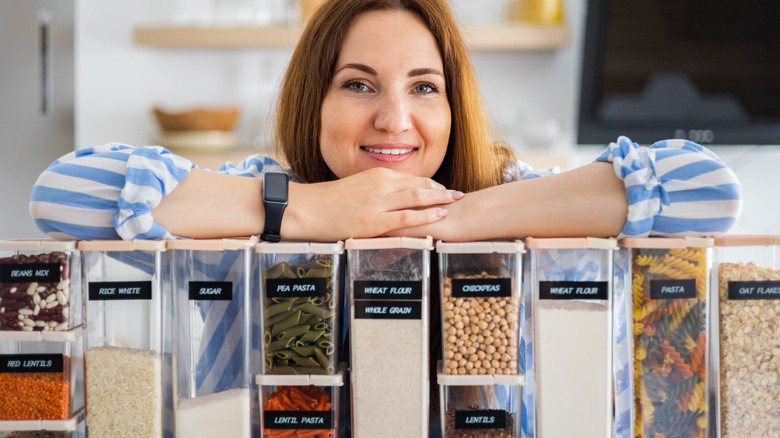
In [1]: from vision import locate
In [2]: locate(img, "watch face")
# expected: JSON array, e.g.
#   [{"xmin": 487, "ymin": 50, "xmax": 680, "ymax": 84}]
[{"xmin": 264, "ymin": 173, "xmax": 289, "ymax": 203}]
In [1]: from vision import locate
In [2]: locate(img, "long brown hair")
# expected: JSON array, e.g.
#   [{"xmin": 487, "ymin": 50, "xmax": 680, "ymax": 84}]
[{"xmin": 274, "ymin": 0, "xmax": 515, "ymax": 192}]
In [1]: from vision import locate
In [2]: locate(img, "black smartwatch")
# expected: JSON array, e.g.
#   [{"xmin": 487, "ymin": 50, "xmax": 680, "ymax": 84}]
[{"xmin": 260, "ymin": 172, "xmax": 289, "ymax": 242}]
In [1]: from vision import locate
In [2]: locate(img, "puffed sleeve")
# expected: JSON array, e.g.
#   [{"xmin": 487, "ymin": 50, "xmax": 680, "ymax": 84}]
[
  {"xmin": 30, "ymin": 143, "xmax": 195, "ymax": 240},
  {"xmin": 596, "ymin": 136, "xmax": 742, "ymax": 237},
  {"xmin": 215, "ymin": 153, "xmax": 296, "ymax": 180}
]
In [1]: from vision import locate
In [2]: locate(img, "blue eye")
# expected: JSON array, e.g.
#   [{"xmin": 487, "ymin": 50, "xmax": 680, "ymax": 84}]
[
  {"xmin": 414, "ymin": 83, "xmax": 438, "ymax": 94},
  {"xmin": 343, "ymin": 81, "xmax": 370, "ymax": 92}
]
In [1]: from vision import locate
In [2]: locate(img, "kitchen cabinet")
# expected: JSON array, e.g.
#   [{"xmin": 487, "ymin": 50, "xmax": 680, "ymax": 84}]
[{"xmin": 133, "ymin": 23, "xmax": 569, "ymax": 51}]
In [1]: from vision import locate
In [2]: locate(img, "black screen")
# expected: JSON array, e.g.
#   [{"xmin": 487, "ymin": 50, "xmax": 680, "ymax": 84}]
[{"xmin": 578, "ymin": 0, "xmax": 780, "ymax": 145}]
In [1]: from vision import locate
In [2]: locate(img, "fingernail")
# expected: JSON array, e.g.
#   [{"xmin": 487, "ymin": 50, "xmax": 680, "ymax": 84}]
[
  {"xmin": 437, "ymin": 208, "xmax": 449, "ymax": 218},
  {"xmin": 452, "ymin": 191, "xmax": 464, "ymax": 200}
]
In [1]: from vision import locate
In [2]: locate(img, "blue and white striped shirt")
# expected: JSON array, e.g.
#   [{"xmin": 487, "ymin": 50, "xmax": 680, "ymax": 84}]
[{"xmin": 29, "ymin": 136, "xmax": 741, "ymax": 240}]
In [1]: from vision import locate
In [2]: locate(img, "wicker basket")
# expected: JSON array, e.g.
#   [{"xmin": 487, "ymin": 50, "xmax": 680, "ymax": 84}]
[{"xmin": 152, "ymin": 106, "xmax": 240, "ymax": 131}]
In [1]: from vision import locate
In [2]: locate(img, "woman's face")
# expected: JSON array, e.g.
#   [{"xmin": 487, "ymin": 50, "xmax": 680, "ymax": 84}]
[{"xmin": 320, "ymin": 10, "xmax": 451, "ymax": 179}]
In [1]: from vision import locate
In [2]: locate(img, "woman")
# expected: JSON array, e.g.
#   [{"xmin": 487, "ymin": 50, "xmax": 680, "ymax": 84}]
[
  {"xmin": 28, "ymin": 1, "xmax": 741, "ymax": 437},
  {"xmin": 29, "ymin": 0, "xmax": 741, "ymax": 242}
]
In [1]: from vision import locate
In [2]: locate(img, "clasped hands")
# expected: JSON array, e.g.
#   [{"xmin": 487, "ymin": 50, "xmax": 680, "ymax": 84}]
[{"xmin": 284, "ymin": 167, "xmax": 473, "ymax": 242}]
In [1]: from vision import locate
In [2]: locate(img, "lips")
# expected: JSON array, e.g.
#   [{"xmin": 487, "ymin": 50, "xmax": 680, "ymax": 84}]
[
  {"xmin": 361, "ymin": 146, "xmax": 416, "ymax": 155},
  {"xmin": 360, "ymin": 145, "xmax": 418, "ymax": 163}
]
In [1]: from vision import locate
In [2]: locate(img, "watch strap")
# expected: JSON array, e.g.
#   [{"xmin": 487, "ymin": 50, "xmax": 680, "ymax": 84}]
[{"xmin": 261, "ymin": 201, "xmax": 285, "ymax": 242}]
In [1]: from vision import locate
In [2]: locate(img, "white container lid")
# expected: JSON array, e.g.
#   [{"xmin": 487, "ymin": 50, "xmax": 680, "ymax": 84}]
[
  {"xmin": 525, "ymin": 237, "xmax": 617, "ymax": 250},
  {"xmin": 0, "ymin": 239, "xmax": 77, "ymax": 252},
  {"xmin": 255, "ymin": 363, "xmax": 347, "ymax": 387},
  {"xmin": 436, "ymin": 362, "xmax": 525, "ymax": 386},
  {"xmin": 619, "ymin": 236, "xmax": 713, "ymax": 249},
  {"xmin": 78, "ymin": 239, "xmax": 167, "ymax": 252},
  {"xmin": 0, "ymin": 327, "xmax": 83, "ymax": 342},
  {"xmin": 0, "ymin": 408, "xmax": 83, "ymax": 431},
  {"xmin": 435, "ymin": 240, "xmax": 525, "ymax": 254},
  {"xmin": 256, "ymin": 241, "xmax": 344, "ymax": 255},
  {"xmin": 714, "ymin": 234, "xmax": 775, "ymax": 247},
  {"xmin": 345, "ymin": 236, "xmax": 433, "ymax": 250},
  {"xmin": 166, "ymin": 237, "xmax": 258, "ymax": 251}
]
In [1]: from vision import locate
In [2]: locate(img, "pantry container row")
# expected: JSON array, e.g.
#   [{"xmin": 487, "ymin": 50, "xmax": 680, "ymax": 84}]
[{"xmin": 0, "ymin": 236, "xmax": 778, "ymax": 437}]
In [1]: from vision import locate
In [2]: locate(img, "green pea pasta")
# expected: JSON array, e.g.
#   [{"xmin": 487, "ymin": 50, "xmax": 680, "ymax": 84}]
[{"xmin": 263, "ymin": 259, "xmax": 337, "ymax": 375}]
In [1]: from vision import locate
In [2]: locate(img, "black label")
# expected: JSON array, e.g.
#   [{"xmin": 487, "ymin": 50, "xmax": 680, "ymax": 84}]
[
  {"xmin": 728, "ymin": 281, "xmax": 780, "ymax": 300},
  {"xmin": 354, "ymin": 300, "xmax": 422, "ymax": 319},
  {"xmin": 263, "ymin": 410, "xmax": 333, "ymax": 430},
  {"xmin": 454, "ymin": 410, "xmax": 507, "ymax": 429},
  {"xmin": 89, "ymin": 281, "xmax": 153, "ymax": 301},
  {"xmin": 539, "ymin": 281, "xmax": 608, "ymax": 300},
  {"xmin": 0, "ymin": 263, "xmax": 60, "ymax": 283},
  {"xmin": 189, "ymin": 281, "xmax": 233, "ymax": 301},
  {"xmin": 452, "ymin": 278, "xmax": 512, "ymax": 298},
  {"xmin": 650, "ymin": 279, "xmax": 697, "ymax": 299},
  {"xmin": 353, "ymin": 280, "xmax": 422, "ymax": 300},
  {"xmin": 0, "ymin": 354, "xmax": 63, "ymax": 373},
  {"xmin": 266, "ymin": 278, "xmax": 327, "ymax": 299}
]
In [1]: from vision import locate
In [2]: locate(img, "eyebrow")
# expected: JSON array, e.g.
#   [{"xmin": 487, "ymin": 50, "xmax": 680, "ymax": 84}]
[{"xmin": 336, "ymin": 63, "xmax": 444, "ymax": 78}]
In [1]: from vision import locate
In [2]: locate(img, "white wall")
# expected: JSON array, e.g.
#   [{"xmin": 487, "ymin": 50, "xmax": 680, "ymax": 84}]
[{"xmin": 76, "ymin": 0, "xmax": 778, "ymax": 235}]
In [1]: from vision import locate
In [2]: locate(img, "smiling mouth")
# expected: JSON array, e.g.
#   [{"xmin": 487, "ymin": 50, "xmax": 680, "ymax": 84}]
[{"xmin": 361, "ymin": 146, "xmax": 417, "ymax": 155}]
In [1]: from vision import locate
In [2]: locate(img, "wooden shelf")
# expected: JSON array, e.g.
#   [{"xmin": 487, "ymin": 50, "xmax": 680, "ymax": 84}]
[{"xmin": 133, "ymin": 23, "xmax": 569, "ymax": 51}]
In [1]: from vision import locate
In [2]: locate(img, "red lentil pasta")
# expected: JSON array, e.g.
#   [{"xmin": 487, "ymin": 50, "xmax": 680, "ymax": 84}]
[
  {"xmin": 631, "ymin": 248, "xmax": 708, "ymax": 437},
  {"xmin": 263, "ymin": 385, "xmax": 334, "ymax": 438}
]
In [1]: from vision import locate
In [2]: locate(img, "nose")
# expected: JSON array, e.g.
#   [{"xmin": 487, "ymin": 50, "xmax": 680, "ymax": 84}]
[{"xmin": 373, "ymin": 91, "xmax": 412, "ymax": 134}]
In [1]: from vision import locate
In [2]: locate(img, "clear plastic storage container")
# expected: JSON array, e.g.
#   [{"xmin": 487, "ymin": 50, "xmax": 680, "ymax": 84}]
[
  {"xmin": 0, "ymin": 329, "xmax": 84, "ymax": 427},
  {"xmin": 620, "ymin": 237, "xmax": 713, "ymax": 438},
  {"xmin": 436, "ymin": 241, "xmax": 524, "ymax": 376},
  {"xmin": 256, "ymin": 241, "xmax": 343, "ymax": 375},
  {"xmin": 169, "ymin": 238, "xmax": 256, "ymax": 438},
  {"xmin": 437, "ymin": 362, "xmax": 524, "ymax": 438},
  {"xmin": 712, "ymin": 235, "xmax": 780, "ymax": 437},
  {"xmin": 80, "ymin": 240, "xmax": 171, "ymax": 437},
  {"xmin": 256, "ymin": 366, "xmax": 344, "ymax": 438},
  {"xmin": 527, "ymin": 237, "xmax": 615, "ymax": 438},
  {"xmin": 0, "ymin": 411, "xmax": 85, "ymax": 437},
  {"xmin": 0, "ymin": 240, "xmax": 81, "ymax": 333},
  {"xmin": 347, "ymin": 237, "xmax": 432, "ymax": 438}
]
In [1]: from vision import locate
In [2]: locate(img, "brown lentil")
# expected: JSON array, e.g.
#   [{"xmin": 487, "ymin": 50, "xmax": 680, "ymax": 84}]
[{"xmin": 444, "ymin": 407, "xmax": 515, "ymax": 438}]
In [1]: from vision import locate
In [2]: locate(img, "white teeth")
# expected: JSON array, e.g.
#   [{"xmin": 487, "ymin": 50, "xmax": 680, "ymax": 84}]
[{"xmin": 363, "ymin": 147, "xmax": 414, "ymax": 155}]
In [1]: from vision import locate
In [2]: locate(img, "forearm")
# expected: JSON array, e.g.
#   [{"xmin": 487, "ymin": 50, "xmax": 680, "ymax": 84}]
[
  {"xmin": 153, "ymin": 167, "xmax": 461, "ymax": 240},
  {"xmin": 410, "ymin": 162, "xmax": 628, "ymax": 241},
  {"xmin": 152, "ymin": 169, "xmax": 264, "ymax": 238},
  {"xmin": 485, "ymin": 162, "xmax": 627, "ymax": 238}
]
